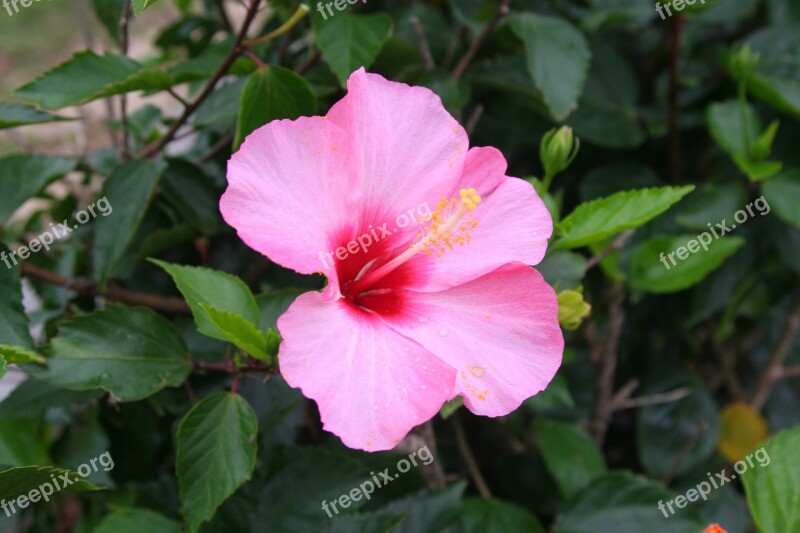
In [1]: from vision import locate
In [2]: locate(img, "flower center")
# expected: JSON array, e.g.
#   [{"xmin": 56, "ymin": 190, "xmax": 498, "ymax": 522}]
[{"xmin": 346, "ymin": 188, "xmax": 481, "ymax": 297}]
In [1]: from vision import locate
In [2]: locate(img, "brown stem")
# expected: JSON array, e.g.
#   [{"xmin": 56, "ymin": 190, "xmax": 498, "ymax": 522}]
[
  {"xmin": 751, "ymin": 294, "xmax": 800, "ymax": 410},
  {"xmin": 667, "ymin": 14, "xmax": 685, "ymax": 183},
  {"xmin": 409, "ymin": 15, "xmax": 435, "ymax": 70},
  {"xmin": 136, "ymin": 0, "xmax": 262, "ymax": 159},
  {"xmin": 588, "ymin": 285, "xmax": 626, "ymax": 445},
  {"xmin": 452, "ymin": 0, "xmax": 510, "ymax": 81},
  {"xmin": 585, "ymin": 230, "xmax": 634, "ymax": 271},
  {"xmin": 296, "ymin": 50, "xmax": 321, "ymax": 75},
  {"xmin": 119, "ymin": 0, "xmax": 133, "ymax": 161},
  {"xmin": 21, "ymin": 262, "xmax": 190, "ymax": 314},
  {"xmin": 418, "ymin": 421, "xmax": 447, "ymax": 489},
  {"xmin": 193, "ymin": 360, "xmax": 276, "ymax": 373},
  {"xmin": 453, "ymin": 415, "xmax": 492, "ymax": 498},
  {"xmin": 465, "ymin": 105, "xmax": 484, "ymax": 136}
]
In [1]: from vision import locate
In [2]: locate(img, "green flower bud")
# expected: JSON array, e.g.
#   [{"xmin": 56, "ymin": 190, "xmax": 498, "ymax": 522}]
[
  {"xmin": 557, "ymin": 288, "xmax": 591, "ymax": 331},
  {"xmin": 540, "ymin": 126, "xmax": 580, "ymax": 185}
]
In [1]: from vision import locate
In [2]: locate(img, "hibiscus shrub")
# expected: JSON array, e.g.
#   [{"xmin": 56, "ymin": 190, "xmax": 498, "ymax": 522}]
[{"xmin": 1, "ymin": 0, "xmax": 799, "ymax": 531}]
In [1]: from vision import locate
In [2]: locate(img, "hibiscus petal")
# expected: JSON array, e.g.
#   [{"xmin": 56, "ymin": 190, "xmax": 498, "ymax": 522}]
[
  {"xmin": 221, "ymin": 116, "xmax": 359, "ymax": 276},
  {"xmin": 404, "ymin": 149, "xmax": 553, "ymax": 291},
  {"xmin": 277, "ymin": 291, "xmax": 456, "ymax": 451},
  {"xmin": 327, "ymin": 68, "xmax": 468, "ymax": 225},
  {"xmin": 380, "ymin": 263, "xmax": 563, "ymax": 417}
]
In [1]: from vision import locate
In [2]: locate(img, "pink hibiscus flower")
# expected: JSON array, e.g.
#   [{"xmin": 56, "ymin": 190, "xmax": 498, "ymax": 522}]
[{"xmin": 221, "ymin": 68, "xmax": 564, "ymax": 451}]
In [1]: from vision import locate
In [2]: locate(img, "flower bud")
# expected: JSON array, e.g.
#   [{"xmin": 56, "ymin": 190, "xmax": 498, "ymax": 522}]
[
  {"xmin": 540, "ymin": 126, "xmax": 580, "ymax": 180},
  {"xmin": 557, "ymin": 288, "xmax": 591, "ymax": 331}
]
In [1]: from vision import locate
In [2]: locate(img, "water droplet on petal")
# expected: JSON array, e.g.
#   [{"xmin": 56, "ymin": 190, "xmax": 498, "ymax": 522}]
[
  {"xmin": 420, "ymin": 317, "xmax": 429, "ymax": 323},
  {"xmin": 438, "ymin": 329, "xmax": 448, "ymax": 337}
]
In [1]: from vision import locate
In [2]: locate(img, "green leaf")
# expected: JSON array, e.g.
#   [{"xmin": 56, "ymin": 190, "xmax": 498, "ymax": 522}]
[
  {"xmin": 458, "ymin": 499, "xmax": 545, "ymax": 532},
  {"xmin": 0, "ymin": 418, "xmax": 49, "ymax": 466},
  {"xmin": 315, "ymin": 13, "xmax": 394, "ymax": 87},
  {"xmin": 177, "ymin": 392, "xmax": 258, "ymax": 532},
  {"xmin": 707, "ymin": 100, "xmax": 761, "ymax": 155},
  {"xmin": 627, "ymin": 235, "xmax": 745, "ymax": 293},
  {"xmin": 0, "ymin": 154, "xmax": 77, "ymax": 220},
  {"xmin": 234, "ymin": 65, "xmax": 317, "ymax": 151},
  {"xmin": 0, "ymin": 102, "xmax": 71, "ymax": 130},
  {"xmin": 150, "ymin": 260, "xmax": 261, "ymax": 342},
  {"xmin": 193, "ymin": 78, "xmax": 246, "ymax": 127},
  {"xmin": 0, "ymin": 346, "xmax": 45, "ymax": 365},
  {"xmin": 0, "ymin": 243, "xmax": 43, "ymax": 364},
  {"xmin": 636, "ymin": 375, "xmax": 719, "ymax": 479},
  {"xmin": 761, "ymin": 169, "xmax": 800, "ymax": 229},
  {"xmin": 554, "ymin": 472, "xmax": 704, "ymax": 532},
  {"xmin": 259, "ymin": 447, "xmax": 371, "ymax": 530},
  {"xmin": 256, "ymin": 289, "xmax": 302, "ymax": 332},
  {"xmin": 95, "ymin": 508, "xmax": 182, "ymax": 533},
  {"xmin": 0, "ymin": 380, "xmax": 104, "ymax": 419},
  {"xmin": 537, "ymin": 251, "xmax": 586, "ymax": 290},
  {"xmin": 553, "ymin": 186, "xmax": 695, "ymax": 249},
  {"xmin": 707, "ymin": 100, "xmax": 783, "ymax": 181},
  {"xmin": 741, "ymin": 426, "xmax": 800, "ymax": 533},
  {"xmin": 161, "ymin": 159, "xmax": 220, "ymax": 235},
  {"xmin": 132, "ymin": 0, "xmax": 159, "ymax": 15},
  {"xmin": 439, "ymin": 396, "xmax": 463, "ymax": 419},
  {"xmin": 741, "ymin": 28, "xmax": 800, "ymax": 117},
  {"xmin": 29, "ymin": 305, "xmax": 192, "ymax": 402},
  {"xmin": 199, "ymin": 304, "xmax": 268, "ymax": 360},
  {"xmin": 13, "ymin": 51, "xmax": 173, "ymax": 110},
  {"xmin": 0, "ymin": 465, "xmax": 104, "ymax": 501},
  {"xmin": 0, "ymin": 355, "xmax": 5, "ymax": 380},
  {"xmin": 533, "ymin": 417, "xmax": 606, "ymax": 499},
  {"xmin": 386, "ymin": 483, "xmax": 466, "ymax": 533},
  {"xmin": 89, "ymin": 0, "xmax": 124, "ymax": 44},
  {"xmin": 322, "ymin": 512, "xmax": 408, "ymax": 533},
  {"xmin": 94, "ymin": 159, "xmax": 166, "ymax": 285},
  {"xmin": 510, "ymin": 13, "xmax": 591, "ymax": 120},
  {"xmin": 565, "ymin": 41, "xmax": 644, "ymax": 149}
]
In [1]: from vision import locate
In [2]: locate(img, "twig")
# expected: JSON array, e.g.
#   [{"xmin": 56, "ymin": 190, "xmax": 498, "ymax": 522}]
[
  {"xmin": 119, "ymin": 0, "xmax": 133, "ymax": 160},
  {"xmin": 136, "ymin": 0, "xmax": 263, "ymax": 159},
  {"xmin": 751, "ymin": 294, "xmax": 800, "ymax": 410},
  {"xmin": 609, "ymin": 378, "xmax": 640, "ymax": 410},
  {"xmin": 781, "ymin": 366, "xmax": 800, "ymax": 378},
  {"xmin": 167, "ymin": 87, "xmax": 189, "ymax": 107},
  {"xmin": 296, "ymin": 49, "xmax": 321, "ymax": 75},
  {"xmin": 20, "ymin": 262, "xmax": 190, "ymax": 314},
  {"xmin": 418, "ymin": 421, "xmax": 447, "ymax": 489},
  {"xmin": 588, "ymin": 285, "xmax": 626, "ymax": 445},
  {"xmin": 242, "ymin": 3, "xmax": 310, "ymax": 48},
  {"xmin": 711, "ymin": 328, "xmax": 744, "ymax": 401},
  {"xmin": 453, "ymin": 415, "xmax": 492, "ymax": 498},
  {"xmin": 409, "ymin": 16, "xmax": 435, "ymax": 70},
  {"xmin": 465, "ymin": 105, "xmax": 484, "ymax": 136},
  {"xmin": 193, "ymin": 359, "xmax": 276, "ymax": 373},
  {"xmin": 239, "ymin": 46, "xmax": 268, "ymax": 69},
  {"xmin": 198, "ymin": 132, "xmax": 235, "ymax": 163},
  {"xmin": 667, "ymin": 14, "xmax": 685, "ymax": 183},
  {"xmin": 452, "ymin": 0, "xmax": 510, "ymax": 80},
  {"xmin": 585, "ymin": 230, "xmax": 634, "ymax": 271},
  {"xmin": 616, "ymin": 387, "xmax": 692, "ymax": 410}
]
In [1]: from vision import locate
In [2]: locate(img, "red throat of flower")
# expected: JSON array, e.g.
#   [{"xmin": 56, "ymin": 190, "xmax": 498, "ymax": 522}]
[{"xmin": 342, "ymin": 188, "xmax": 482, "ymax": 301}]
